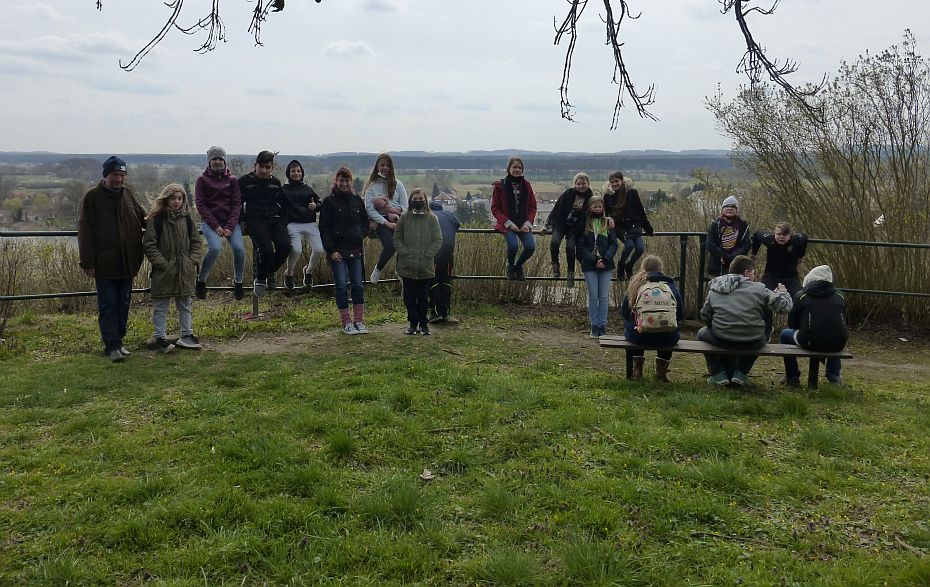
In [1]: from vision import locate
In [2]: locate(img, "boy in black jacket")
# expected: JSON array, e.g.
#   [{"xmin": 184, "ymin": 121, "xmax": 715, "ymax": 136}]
[
  {"xmin": 779, "ymin": 265, "xmax": 848, "ymax": 386},
  {"xmin": 239, "ymin": 150, "xmax": 291, "ymax": 296},
  {"xmin": 751, "ymin": 222, "xmax": 808, "ymax": 298}
]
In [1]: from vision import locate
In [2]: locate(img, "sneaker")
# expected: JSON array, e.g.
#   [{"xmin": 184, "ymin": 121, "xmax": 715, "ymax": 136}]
[
  {"xmin": 195, "ymin": 281, "xmax": 207, "ymax": 300},
  {"xmin": 515, "ymin": 266, "xmax": 526, "ymax": 281},
  {"xmin": 590, "ymin": 327, "xmax": 599, "ymax": 339},
  {"xmin": 419, "ymin": 324, "xmax": 431, "ymax": 336},
  {"xmin": 505, "ymin": 265, "xmax": 517, "ymax": 280},
  {"xmin": 302, "ymin": 267, "xmax": 313, "ymax": 288},
  {"xmin": 354, "ymin": 322, "xmax": 369, "ymax": 334},
  {"xmin": 267, "ymin": 275, "xmax": 277, "ymax": 290},
  {"xmin": 284, "ymin": 274, "xmax": 295, "ymax": 290},
  {"xmin": 176, "ymin": 335, "xmax": 202, "ymax": 349},
  {"xmin": 566, "ymin": 273, "xmax": 575, "ymax": 287},
  {"xmin": 428, "ymin": 313, "xmax": 445, "ymax": 324},
  {"xmin": 370, "ymin": 267, "xmax": 382, "ymax": 284},
  {"xmin": 405, "ymin": 325, "xmax": 418, "ymax": 335},
  {"xmin": 233, "ymin": 281, "xmax": 244, "ymax": 300},
  {"xmin": 253, "ymin": 279, "xmax": 267, "ymax": 297},
  {"xmin": 342, "ymin": 323, "xmax": 360, "ymax": 335},
  {"xmin": 707, "ymin": 372, "xmax": 730, "ymax": 386},
  {"xmin": 827, "ymin": 375, "xmax": 843, "ymax": 385},
  {"xmin": 780, "ymin": 375, "xmax": 801, "ymax": 388},
  {"xmin": 598, "ymin": 325, "xmax": 607, "ymax": 337},
  {"xmin": 730, "ymin": 370, "xmax": 747, "ymax": 386},
  {"xmin": 108, "ymin": 349, "xmax": 125, "ymax": 362},
  {"xmin": 119, "ymin": 346, "xmax": 131, "ymax": 356},
  {"xmin": 155, "ymin": 337, "xmax": 175, "ymax": 353}
]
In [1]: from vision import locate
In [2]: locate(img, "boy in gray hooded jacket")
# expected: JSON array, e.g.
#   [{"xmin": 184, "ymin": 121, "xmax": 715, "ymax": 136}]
[{"xmin": 698, "ymin": 255, "xmax": 792, "ymax": 386}]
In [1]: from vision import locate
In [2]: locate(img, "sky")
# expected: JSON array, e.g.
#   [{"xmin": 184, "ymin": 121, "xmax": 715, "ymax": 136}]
[{"xmin": 0, "ymin": 0, "xmax": 927, "ymax": 156}]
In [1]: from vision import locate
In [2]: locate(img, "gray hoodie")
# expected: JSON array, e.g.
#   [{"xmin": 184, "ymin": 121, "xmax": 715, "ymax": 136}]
[{"xmin": 701, "ymin": 274, "xmax": 793, "ymax": 342}]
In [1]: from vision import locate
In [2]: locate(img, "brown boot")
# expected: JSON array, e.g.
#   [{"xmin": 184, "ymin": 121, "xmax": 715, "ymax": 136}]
[
  {"xmin": 632, "ymin": 357, "xmax": 644, "ymax": 380},
  {"xmin": 655, "ymin": 358, "xmax": 671, "ymax": 382}
]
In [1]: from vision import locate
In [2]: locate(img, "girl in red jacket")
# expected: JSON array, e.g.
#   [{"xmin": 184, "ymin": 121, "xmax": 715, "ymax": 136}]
[{"xmin": 491, "ymin": 156, "xmax": 537, "ymax": 280}]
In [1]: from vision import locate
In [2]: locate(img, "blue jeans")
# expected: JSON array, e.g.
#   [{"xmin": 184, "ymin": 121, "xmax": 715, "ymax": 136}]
[
  {"xmin": 583, "ymin": 269, "xmax": 612, "ymax": 328},
  {"xmin": 618, "ymin": 236, "xmax": 644, "ymax": 272},
  {"xmin": 96, "ymin": 278, "xmax": 133, "ymax": 354},
  {"xmin": 329, "ymin": 254, "xmax": 365, "ymax": 310},
  {"xmin": 152, "ymin": 296, "xmax": 193, "ymax": 339},
  {"xmin": 780, "ymin": 329, "xmax": 842, "ymax": 380},
  {"xmin": 199, "ymin": 223, "xmax": 245, "ymax": 283},
  {"xmin": 503, "ymin": 230, "xmax": 536, "ymax": 268}
]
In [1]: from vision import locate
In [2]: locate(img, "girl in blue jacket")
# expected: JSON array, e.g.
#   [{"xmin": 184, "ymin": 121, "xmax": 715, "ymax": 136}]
[{"xmin": 576, "ymin": 196, "xmax": 618, "ymax": 338}]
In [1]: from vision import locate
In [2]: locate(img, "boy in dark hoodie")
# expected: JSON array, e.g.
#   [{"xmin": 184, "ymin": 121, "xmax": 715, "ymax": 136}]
[
  {"xmin": 751, "ymin": 221, "xmax": 808, "ymax": 298},
  {"xmin": 239, "ymin": 150, "xmax": 291, "ymax": 296},
  {"xmin": 698, "ymin": 255, "xmax": 792, "ymax": 386},
  {"xmin": 428, "ymin": 200, "xmax": 460, "ymax": 324},
  {"xmin": 779, "ymin": 265, "xmax": 848, "ymax": 386},
  {"xmin": 281, "ymin": 159, "xmax": 324, "ymax": 289}
]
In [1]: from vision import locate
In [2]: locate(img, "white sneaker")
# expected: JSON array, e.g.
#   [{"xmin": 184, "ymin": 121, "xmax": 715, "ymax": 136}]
[
  {"xmin": 354, "ymin": 322, "xmax": 369, "ymax": 334},
  {"xmin": 342, "ymin": 323, "xmax": 360, "ymax": 335},
  {"xmin": 370, "ymin": 267, "xmax": 381, "ymax": 284}
]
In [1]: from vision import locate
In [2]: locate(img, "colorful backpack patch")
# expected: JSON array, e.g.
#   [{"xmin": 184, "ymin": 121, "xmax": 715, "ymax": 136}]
[{"xmin": 634, "ymin": 281, "xmax": 678, "ymax": 333}]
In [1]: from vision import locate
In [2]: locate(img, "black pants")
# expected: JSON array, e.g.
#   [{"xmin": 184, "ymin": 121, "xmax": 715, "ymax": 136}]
[
  {"xmin": 375, "ymin": 224, "xmax": 396, "ymax": 271},
  {"xmin": 549, "ymin": 226, "xmax": 576, "ymax": 272},
  {"xmin": 402, "ymin": 277, "xmax": 430, "ymax": 328},
  {"xmin": 429, "ymin": 249, "xmax": 454, "ymax": 318},
  {"xmin": 247, "ymin": 217, "xmax": 291, "ymax": 281}
]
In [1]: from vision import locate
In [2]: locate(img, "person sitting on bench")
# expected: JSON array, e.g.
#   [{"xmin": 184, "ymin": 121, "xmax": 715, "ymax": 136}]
[
  {"xmin": 779, "ymin": 265, "xmax": 848, "ymax": 387},
  {"xmin": 697, "ymin": 255, "xmax": 792, "ymax": 386}
]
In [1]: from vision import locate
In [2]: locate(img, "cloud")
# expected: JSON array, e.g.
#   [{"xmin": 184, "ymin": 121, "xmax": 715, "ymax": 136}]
[
  {"xmin": 83, "ymin": 76, "xmax": 176, "ymax": 96},
  {"xmin": 16, "ymin": 3, "xmax": 70, "ymax": 22},
  {"xmin": 322, "ymin": 40, "xmax": 376, "ymax": 59},
  {"xmin": 0, "ymin": 32, "xmax": 145, "ymax": 64},
  {"xmin": 358, "ymin": 0, "xmax": 407, "ymax": 12}
]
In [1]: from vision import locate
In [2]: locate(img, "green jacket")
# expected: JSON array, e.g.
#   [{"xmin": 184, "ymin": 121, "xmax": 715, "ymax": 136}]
[
  {"xmin": 393, "ymin": 211, "xmax": 442, "ymax": 280},
  {"xmin": 77, "ymin": 183, "xmax": 147, "ymax": 279},
  {"xmin": 142, "ymin": 209, "xmax": 202, "ymax": 298}
]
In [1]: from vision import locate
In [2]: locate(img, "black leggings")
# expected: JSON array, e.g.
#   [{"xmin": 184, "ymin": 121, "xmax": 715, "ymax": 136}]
[
  {"xmin": 375, "ymin": 223, "xmax": 396, "ymax": 270},
  {"xmin": 549, "ymin": 226, "xmax": 576, "ymax": 271}
]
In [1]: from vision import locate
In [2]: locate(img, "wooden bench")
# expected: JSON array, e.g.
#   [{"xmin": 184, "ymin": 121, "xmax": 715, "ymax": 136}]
[{"xmin": 598, "ymin": 336, "xmax": 853, "ymax": 389}]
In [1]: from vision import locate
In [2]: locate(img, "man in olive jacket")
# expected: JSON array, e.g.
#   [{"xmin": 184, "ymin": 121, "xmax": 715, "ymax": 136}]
[{"xmin": 77, "ymin": 156, "xmax": 147, "ymax": 362}]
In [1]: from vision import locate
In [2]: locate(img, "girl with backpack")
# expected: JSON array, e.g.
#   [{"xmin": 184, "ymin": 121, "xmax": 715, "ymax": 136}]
[
  {"xmin": 142, "ymin": 183, "xmax": 203, "ymax": 353},
  {"xmin": 576, "ymin": 195, "xmax": 618, "ymax": 338},
  {"xmin": 620, "ymin": 254, "xmax": 683, "ymax": 381}
]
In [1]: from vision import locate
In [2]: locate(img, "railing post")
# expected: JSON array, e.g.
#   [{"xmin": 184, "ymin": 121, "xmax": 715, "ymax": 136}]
[
  {"xmin": 697, "ymin": 233, "xmax": 707, "ymax": 320},
  {"xmin": 678, "ymin": 234, "xmax": 688, "ymax": 309}
]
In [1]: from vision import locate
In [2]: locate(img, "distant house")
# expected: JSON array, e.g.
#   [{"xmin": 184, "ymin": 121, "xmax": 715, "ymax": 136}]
[{"xmin": 433, "ymin": 187, "xmax": 458, "ymax": 205}]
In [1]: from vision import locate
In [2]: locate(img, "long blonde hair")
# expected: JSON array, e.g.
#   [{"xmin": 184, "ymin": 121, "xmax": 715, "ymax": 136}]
[
  {"xmin": 626, "ymin": 254, "xmax": 664, "ymax": 302},
  {"xmin": 362, "ymin": 153, "xmax": 397, "ymax": 200},
  {"xmin": 147, "ymin": 183, "xmax": 187, "ymax": 220}
]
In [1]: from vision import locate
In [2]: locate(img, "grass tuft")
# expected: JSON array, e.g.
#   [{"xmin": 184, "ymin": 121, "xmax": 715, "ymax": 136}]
[{"xmin": 478, "ymin": 548, "xmax": 541, "ymax": 587}]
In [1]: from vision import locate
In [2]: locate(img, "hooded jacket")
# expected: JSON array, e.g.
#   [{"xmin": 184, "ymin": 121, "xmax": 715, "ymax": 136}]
[
  {"xmin": 281, "ymin": 160, "xmax": 322, "ymax": 224},
  {"xmin": 575, "ymin": 222, "xmax": 619, "ymax": 272},
  {"xmin": 547, "ymin": 188, "xmax": 593, "ymax": 234},
  {"xmin": 429, "ymin": 201, "xmax": 460, "ymax": 257},
  {"xmin": 706, "ymin": 216, "xmax": 751, "ymax": 276},
  {"xmin": 194, "ymin": 167, "xmax": 241, "ymax": 232},
  {"xmin": 142, "ymin": 205, "xmax": 201, "ymax": 298},
  {"xmin": 319, "ymin": 187, "xmax": 367, "ymax": 258},
  {"xmin": 394, "ymin": 208, "xmax": 443, "ymax": 280},
  {"xmin": 788, "ymin": 265, "xmax": 848, "ymax": 351},
  {"xmin": 701, "ymin": 273, "xmax": 793, "ymax": 342},
  {"xmin": 603, "ymin": 187, "xmax": 653, "ymax": 237},
  {"xmin": 77, "ymin": 182, "xmax": 147, "ymax": 279}
]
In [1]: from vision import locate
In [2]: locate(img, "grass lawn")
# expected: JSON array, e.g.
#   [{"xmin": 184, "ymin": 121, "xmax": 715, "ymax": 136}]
[{"xmin": 1, "ymin": 291, "xmax": 929, "ymax": 585}]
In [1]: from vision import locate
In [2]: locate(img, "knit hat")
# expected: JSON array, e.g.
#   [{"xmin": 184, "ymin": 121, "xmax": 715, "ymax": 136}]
[
  {"xmin": 102, "ymin": 156, "xmax": 127, "ymax": 177},
  {"xmin": 803, "ymin": 265, "xmax": 834, "ymax": 287},
  {"xmin": 721, "ymin": 195, "xmax": 739, "ymax": 212},
  {"xmin": 207, "ymin": 146, "xmax": 226, "ymax": 161}
]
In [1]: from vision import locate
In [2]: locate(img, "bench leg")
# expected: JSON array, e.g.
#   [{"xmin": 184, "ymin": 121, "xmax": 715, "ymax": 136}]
[
  {"xmin": 626, "ymin": 352, "xmax": 633, "ymax": 380},
  {"xmin": 808, "ymin": 358, "xmax": 820, "ymax": 389}
]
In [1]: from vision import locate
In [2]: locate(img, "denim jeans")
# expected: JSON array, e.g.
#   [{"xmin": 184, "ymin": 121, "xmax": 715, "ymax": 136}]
[
  {"xmin": 329, "ymin": 254, "xmax": 365, "ymax": 310},
  {"xmin": 549, "ymin": 226, "xmax": 576, "ymax": 272},
  {"xmin": 583, "ymin": 269, "xmax": 612, "ymax": 328},
  {"xmin": 152, "ymin": 296, "xmax": 193, "ymax": 339},
  {"xmin": 618, "ymin": 236, "xmax": 645, "ymax": 273},
  {"xmin": 199, "ymin": 223, "xmax": 245, "ymax": 283},
  {"xmin": 286, "ymin": 222, "xmax": 324, "ymax": 275},
  {"xmin": 697, "ymin": 325, "xmax": 764, "ymax": 377},
  {"xmin": 96, "ymin": 278, "xmax": 133, "ymax": 354},
  {"xmin": 503, "ymin": 230, "xmax": 536, "ymax": 268},
  {"xmin": 780, "ymin": 328, "xmax": 842, "ymax": 380}
]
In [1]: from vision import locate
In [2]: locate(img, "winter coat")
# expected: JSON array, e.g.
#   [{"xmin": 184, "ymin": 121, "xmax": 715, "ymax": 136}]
[
  {"xmin": 620, "ymin": 271, "xmax": 683, "ymax": 347},
  {"xmin": 77, "ymin": 182, "xmax": 147, "ymax": 279},
  {"xmin": 194, "ymin": 168, "xmax": 241, "ymax": 232},
  {"xmin": 603, "ymin": 188, "xmax": 653, "ymax": 238},
  {"xmin": 394, "ymin": 211, "xmax": 443, "ymax": 280},
  {"xmin": 701, "ymin": 273, "xmax": 792, "ymax": 343},
  {"xmin": 142, "ymin": 208, "xmax": 201, "ymax": 298},
  {"xmin": 787, "ymin": 280, "xmax": 848, "ymax": 352},
  {"xmin": 751, "ymin": 230, "xmax": 808, "ymax": 279},
  {"xmin": 575, "ymin": 222, "xmax": 619, "ymax": 272},
  {"xmin": 429, "ymin": 201, "xmax": 460, "ymax": 258},
  {"xmin": 546, "ymin": 188, "xmax": 593, "ymax": 234},
  {"xmin": 319, "ymin": 188, "xmax": 368, "ymax": 258},
  {"xmin": 239, "ymin": 172, "xmax": 285, "ymax": 219},
  {"xmin": 706, "ymin": 217, "xmax": 751, "ymax": 276},
  {"xmin": 491, "ymin": 176, "xmax": 537, "ymax": 233},
  {"xmin": 282, "ymin": 180, "xmax": 322, "ymax": 224},
  {"xmin": 364, "ymin": 177, "xmax": 408, "ymax": 225}
]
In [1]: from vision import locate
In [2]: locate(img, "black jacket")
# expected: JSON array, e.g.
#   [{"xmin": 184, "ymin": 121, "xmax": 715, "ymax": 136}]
[
  {"xmin": 706, "ymin": 216, "xmax": 751, "ymax": 276},
  {"xmin": 751, "ymin": 230, "xmax": 808, "ymax": 279},
  {"xmin": 282, "ymin": 181, "xmax": 322, "ymax": 224},
  {"xmin": 319, "ymin": 188, "xmax": 367, "ymax": 257},
  {"xmin": 546, "ymin": 188, "xmax": 593, "ymax": 234},
  {"xmin": 575, "ymin": 224, "xmax": 619, "ymax": 271},
  {"xmin": 239, "ymin": 172, "xmax": 285, "ymax": 220},
  {"xmin": 604, "ymin": 188, "xmax": 653, "ymax": 237},
  {"xmin": 787, "ymin": 280, "xmax": 848, "ymax": 351}
]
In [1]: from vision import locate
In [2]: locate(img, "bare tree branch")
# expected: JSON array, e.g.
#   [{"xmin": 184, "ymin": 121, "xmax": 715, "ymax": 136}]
[
  {"xmin": 119, "ymin": 0, "xmax": 185, "ymax": 72},
  {"xmin": 248, "ymin": 0, "xmax": 275, "ymax": 47}
]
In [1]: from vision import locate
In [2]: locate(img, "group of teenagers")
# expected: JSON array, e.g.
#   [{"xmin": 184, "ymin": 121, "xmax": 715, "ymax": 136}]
[{"xmin": 77, "ymin": 151, "xmax": 848, "ymax": 387}]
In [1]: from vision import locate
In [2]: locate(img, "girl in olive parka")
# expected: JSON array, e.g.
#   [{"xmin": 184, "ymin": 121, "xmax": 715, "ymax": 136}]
[
  {"xmin": 394, "ymin": 189, "xmax": 443, "ymax": 335},
  {"xmin": 142, "ymin": 183, "xmax": 203, "ymax": 352}
]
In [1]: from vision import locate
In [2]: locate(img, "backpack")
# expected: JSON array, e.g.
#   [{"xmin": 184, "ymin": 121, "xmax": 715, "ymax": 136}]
[{"xmin": 634, "ymin": 280, "xmax": 678, "ymax": 333}]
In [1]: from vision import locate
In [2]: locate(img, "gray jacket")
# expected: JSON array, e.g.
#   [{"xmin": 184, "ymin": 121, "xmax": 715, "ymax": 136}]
[{"xmin": 701, "ymin": 274, "xmax": 792, "ymax": 342}]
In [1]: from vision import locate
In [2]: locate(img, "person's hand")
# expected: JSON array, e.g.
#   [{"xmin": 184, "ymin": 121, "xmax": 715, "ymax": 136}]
[
  {"xmin": 520, "ymin": 224, "xmax": 531, "ymax": 233},
  {"xmin": 385, "ymin": 221, "xmax": 397, "ymax": 230},
  {"xmin": 775, "ymin": 283, "xmax": 787, "ymax": 294},
  {"xmin": 308, "ymin": 202, "xmax": 317, "ymax": 211},
  {"xmin": 596, "ymin": 260, "xmax": 606, "ymax": 269},
  {"xmin": 330, "ymin": 252, "xmax": 342, "ymax": 262},
  {"xmin": 222, "ymin": 228, "xmax": 232, "ymax": 238},
  {"xmin": 215, "ymin": 226, "xmax": 225, "ymax": 237},
  {"xmin": 606, "ymin": 217, "xmax": 615, "ymax": 229},
  {"xmin": 83, "ymin": 267, "xmax": 95, "ymax": 278},
  {"xmin": 387, "ymin": 213, "xmax": 399, "ymax": 222},
  {"xmin": 508, "ymin": 223, "xmax": 520, "ymax": 233}
]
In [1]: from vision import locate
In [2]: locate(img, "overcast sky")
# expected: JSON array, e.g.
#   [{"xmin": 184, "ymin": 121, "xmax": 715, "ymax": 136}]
[{"xmin": 1, "ymin": 0, "xmax": 926, "ymax": 156}]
